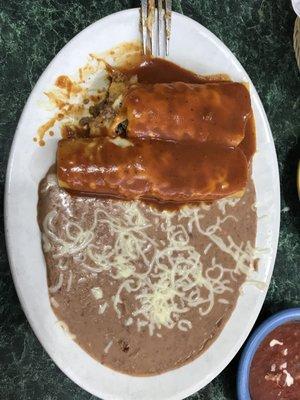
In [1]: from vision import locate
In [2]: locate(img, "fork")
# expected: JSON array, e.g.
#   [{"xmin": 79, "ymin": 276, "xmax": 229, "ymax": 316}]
[{"xmin": 141, "ymin": 0, "xmax": 172, "ymax": 57}]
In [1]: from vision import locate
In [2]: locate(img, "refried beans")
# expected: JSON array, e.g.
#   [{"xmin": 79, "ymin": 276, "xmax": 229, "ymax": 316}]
[{"xmin": 38, "ymin": 171, "xmax": 257, "ymax": 375}]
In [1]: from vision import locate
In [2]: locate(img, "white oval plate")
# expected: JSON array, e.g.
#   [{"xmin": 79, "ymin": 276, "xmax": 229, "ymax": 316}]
[{"xmin": 5, "ymin": 9, "xmax": 280, "ymax": 400}]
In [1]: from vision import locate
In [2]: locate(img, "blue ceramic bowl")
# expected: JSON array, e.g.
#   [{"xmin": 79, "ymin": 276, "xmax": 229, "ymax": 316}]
[{"xmin": 237, "ymin": 308, "xmax": 300, "ymax": 400}]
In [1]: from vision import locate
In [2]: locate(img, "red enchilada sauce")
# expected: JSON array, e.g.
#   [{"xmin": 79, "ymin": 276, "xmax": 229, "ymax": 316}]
[
  {"xmin": 121, "ymin": 57, "xmax": 256, "ymax": 163},
  {"xmin": 121, "ymin": 56, "xmax": 228, "ymax": 84},
  {"xmin": 249, "ymin": 322, "xmax": 300, "ymax": 400},
  {"xmin": 122, "ymin": 82, "xmax": 251, "ymax": 147},
  {"xmin": 57, "ymin": 138, "xmax": 248, "ymax": 202},
  {"xmin": 57, "ymin": 57, "xmax": 256, "ymax": 205}
]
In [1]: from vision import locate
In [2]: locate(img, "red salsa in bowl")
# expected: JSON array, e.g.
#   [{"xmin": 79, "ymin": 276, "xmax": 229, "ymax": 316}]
[
  {"xmin": 237, "ymin": 309, "xmax": 300, "ymax": 400},
  {"xmin": 249, "ymin": 322, "xmax": 300, "ymax": 399}
]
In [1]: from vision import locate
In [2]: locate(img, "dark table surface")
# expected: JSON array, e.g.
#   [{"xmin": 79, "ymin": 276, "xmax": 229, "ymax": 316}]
[{"xmin": 0, "ymin": 1, "xmax": 299, "ymax": 399}]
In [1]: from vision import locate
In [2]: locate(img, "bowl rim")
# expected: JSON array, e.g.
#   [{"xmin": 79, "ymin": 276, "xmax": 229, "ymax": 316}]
[{"xmin": 237, "ymin": 307, "xmax": 300, "ymax": 400}]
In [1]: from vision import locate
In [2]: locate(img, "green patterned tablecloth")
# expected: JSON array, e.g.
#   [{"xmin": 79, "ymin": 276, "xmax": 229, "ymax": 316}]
[{"xmin": 0, "ymin": 1, "xmax": 299, "ymax": 399}]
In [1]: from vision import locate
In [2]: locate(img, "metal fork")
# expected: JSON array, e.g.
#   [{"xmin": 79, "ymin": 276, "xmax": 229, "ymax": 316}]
[{"xmin": 141, "ymin": 0, "xmax": 172, "ymax": 57}]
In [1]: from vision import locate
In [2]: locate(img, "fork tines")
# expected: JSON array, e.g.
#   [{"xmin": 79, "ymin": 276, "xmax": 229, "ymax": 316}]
[{"xmin": 141, "ymin": 0, "xmax": 172, "ymax": 57}]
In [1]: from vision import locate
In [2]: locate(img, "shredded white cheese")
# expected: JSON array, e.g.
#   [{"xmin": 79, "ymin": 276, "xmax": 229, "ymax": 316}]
[
  {"xmin": 42, "ymin": 193, "xmax": 260, "ymax": 336},
  {"xmin": 49, "ymin": 272, "xmax": 64, "ymax": 293},
  {"xmin": 104, "ymin": 340, "xmax": 113, "ymax": 354},
  {"xmin": 43, "ymin": 210, "xmax": 95, "ymax": 259},
  {"xmin": 50, "ymin": 297, "xmax": 59, "ymax": 308},
  {"xmin": 203, "ymin": 243, "xmax": 212, "ymax": 255},
  {"xmin": 218, "ymin": 298, "xmax": 229, "ymax": 304},
  {"xmin": 217, "ymin": 197, "xmax": 240, "ymax": 215},
  {"xmin": 66, "ymin": 270, "xmax": 73, "ymax": 292},
  {"xmin": 91, "ymin": 287, "xmax": 103, "ymax": 300},
  {"xmin": 178, "ymin": 320, "xmax": 192, "ymax": 332},
  {"xmin": 124, "ymin": 317, "xmax": 133, "ymax": 326},
  {"xmin": 98, "ymin": 302, "xmax": 108, "ymax": 314}
]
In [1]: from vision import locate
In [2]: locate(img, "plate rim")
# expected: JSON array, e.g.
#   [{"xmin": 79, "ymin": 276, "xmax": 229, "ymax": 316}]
[{"xmin": 4, "ymin": 8, "xmax": 281, "ymax": 400}]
